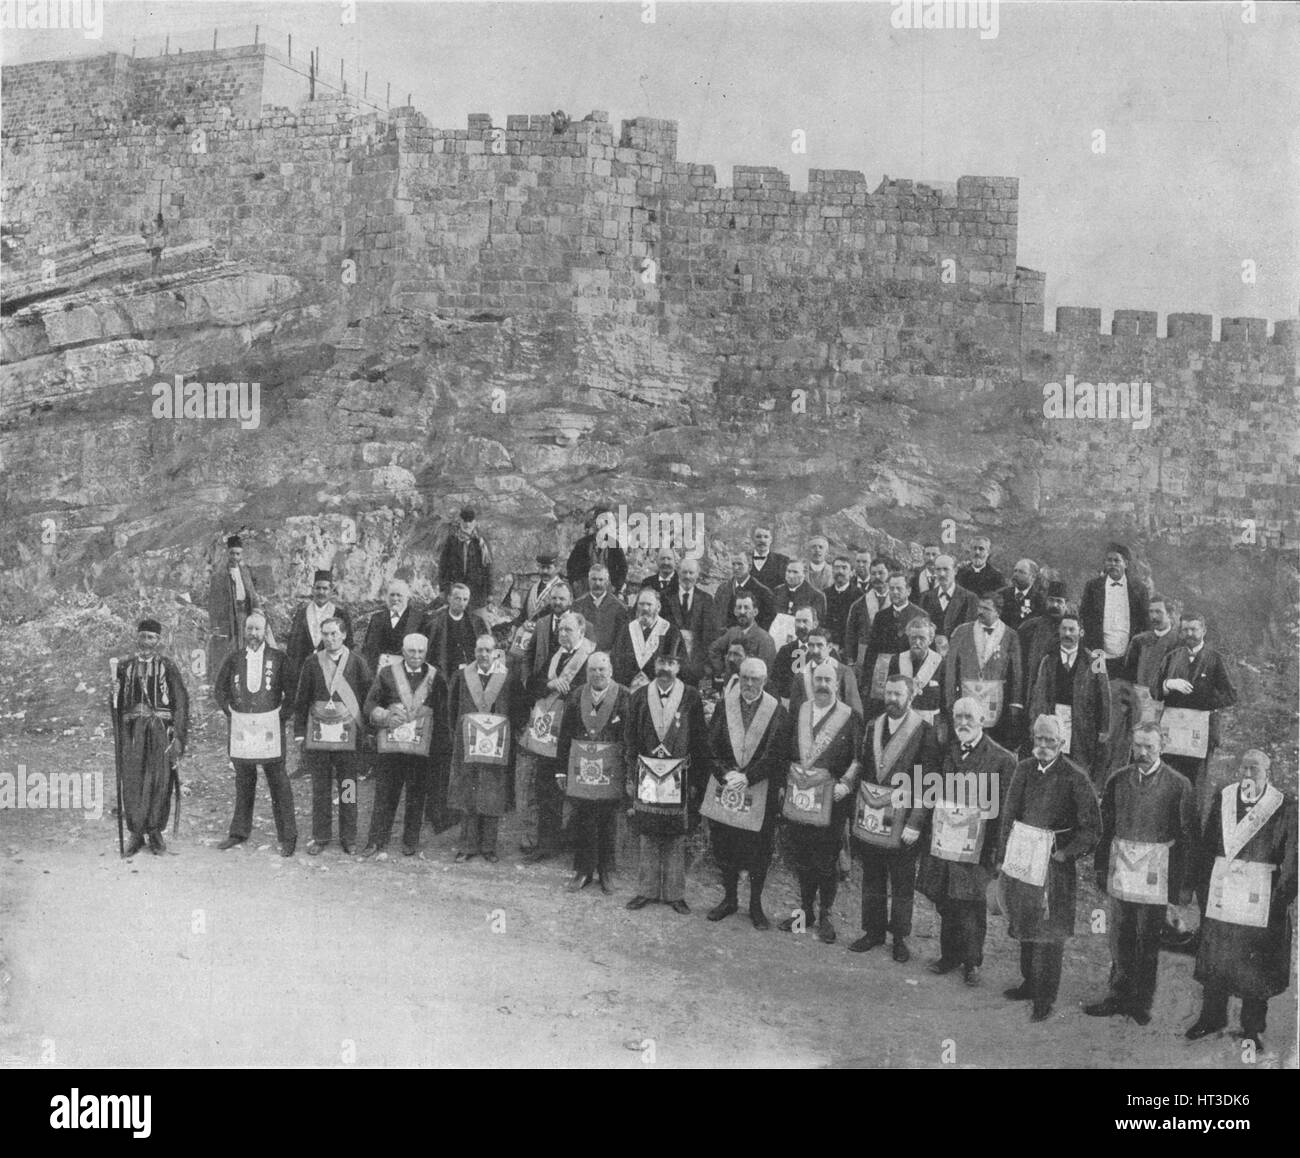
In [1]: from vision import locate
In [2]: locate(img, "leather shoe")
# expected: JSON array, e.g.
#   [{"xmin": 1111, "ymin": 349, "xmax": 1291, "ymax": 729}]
[
  {"xmin": 1004, "ymin": 984, "xmax": 1033, "ymax": 1001},
  {"xmin": 340, "ymin": 841, "xmax": 354, "ymax": 855},
  {"xmin": 849, "ymin": 934, "xmax": 884, "ymax": 954},
  {"xmin": 453, "ymin": 851, "xmax": 475, "ymax": 863},
  {"xmin": 280, "ymin": 841, "xmax": 296, "ymax": 857},
  {"xmin": 360, "ymin": 844, "xmax": 379, "ymax": 859},
  {"xmin": 525, "ymin": 848, "xmax": 556, "ymax": 864},
  {"xmin": 147, "ymin": 831, "xmax": 167, "ymax": 855},
  {"xmin": 306, "ymin": 841, "xmax": 324, "ymax": 856},
  {"xmin": 928, "ymin": 958, "xmax": 960, "ymax": 975},
  {"xmin": 598, "ymin": 873, "xmax": 614, "ymax": 895},
  {"xmin": 125, "ymin": 833, "xmax": 146, "ymax": 857},
  {"xmin": 402, "ymin": 844, "xmax": 418, "ymax": 857},
  {"xmin": 892, "ymin": 939, "xmax": 911, "ymax": 964},
  {"xmin": 1030, "ymin": 1004, "xmax": 1053, "ymax": 1023},
  {"xmin": 707, "ymin": 899, "xmax": 738, "ymax": 922},
  {"xmin": 962, "ymin": 965, "xmax": 982, "ymax": 987},
  {"xmin": 566, "ymin": 874, "xmax": 592, "ymax": 893},
  {"xmin": 216, "ymin": 836, "xmax": 244, "ymax": 851},
  {"xmin": 625, "ymin": 895, "xmax": 651, "ymax": 910},
  {"xmin": 482, "ymin": 852, "xmax": 499, "ymax": 863},
  {"xmin": 817, "ymin": 917, "xmax": 837, "ymax": 944},
  {"xmin": 750, "ymin": 906, "xmax": 770, "ymax": 930},
  {"xmin": 1184, "ymin": 1019, "xmax": 1226, "ymax": 1041},
  {"xmin": 670, "ymin": 899, "xmax": 691, "ymax": 915},
  {"xmin": 1084, "ymin": 997, "xmax": 1124, "ymax": 1018},
  {"xmin": 1128, "ymin": 1008, "xmax": 1151, "ymax": 1027}
]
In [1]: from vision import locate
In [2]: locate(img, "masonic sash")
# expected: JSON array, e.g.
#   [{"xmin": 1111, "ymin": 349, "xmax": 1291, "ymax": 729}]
[
  {"xmin": 376, "ymin": 668, "xmax": 435, "ymax": 755},
  {"xmin": 305, "ymin": 650, "xmax": 361, "ymax": 751}
]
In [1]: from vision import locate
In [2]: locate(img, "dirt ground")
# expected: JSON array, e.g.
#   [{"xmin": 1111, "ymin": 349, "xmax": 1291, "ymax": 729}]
[{"xmin": 1, "ymin": 720, "xmax": 1295, "ymax": 1070}]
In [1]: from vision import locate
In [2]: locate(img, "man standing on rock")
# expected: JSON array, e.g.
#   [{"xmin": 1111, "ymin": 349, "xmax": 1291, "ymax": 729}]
[
  {"xmin": 624, "ymin": 639, "xmax": 713, "ymax": 914},
  {"xmin": 114, "ymin": 618, "xmax": 189, "ymax": 856},
  {"xmin": 214, "ymin": 610, "xmax": 297, "ymax": 857},
  {"xmin": 292, "ymin": 616, "xmax": 370, "ymax": 856},
  {"xmin": 438, "ymin": 507, "xmax": 493, "ymax": 610},
  {"xmin": 207, "ymin": 534, "xmax": 263, "ymax": 679},
  {"xmin": 284, "ymin": 570, "xmax": 353, "ymax": 719}
]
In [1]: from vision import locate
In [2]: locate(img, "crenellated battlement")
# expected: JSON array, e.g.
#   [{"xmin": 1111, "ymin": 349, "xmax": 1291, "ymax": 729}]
[{"xmin": 1053, "ymin": 307, "xmax": 1293, "ymax": 344}]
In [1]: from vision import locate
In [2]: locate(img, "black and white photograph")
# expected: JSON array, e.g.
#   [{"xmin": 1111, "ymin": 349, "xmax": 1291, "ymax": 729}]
[{"xmin": 0, "ymin": 0, "xmax": 1296, "ymax": 1104}]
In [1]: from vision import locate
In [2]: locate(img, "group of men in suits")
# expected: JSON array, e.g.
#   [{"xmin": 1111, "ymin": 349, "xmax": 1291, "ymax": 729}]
[{"xmin": 114, "ymin": 519, "xmax": 1283, "ymax": 1051}]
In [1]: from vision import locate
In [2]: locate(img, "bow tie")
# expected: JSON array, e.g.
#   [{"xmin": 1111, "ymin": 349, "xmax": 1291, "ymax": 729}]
[
  {"xmin": 1037, "ymin": 765, "xmax": 1050, "ymax": 775},
  {"xmin": 982, "ymin": 625, "xmax": 995, "ymax": 634},
  {"xmin": 1109, "ymin": 581, "xmax": 1123, "ymax": 588},
  {"xmin": 961, "ymin": 743, "xmax": 976, "ymax": 754}
]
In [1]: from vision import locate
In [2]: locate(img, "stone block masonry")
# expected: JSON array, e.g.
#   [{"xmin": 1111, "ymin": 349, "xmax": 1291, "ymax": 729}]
[{"xmin": 1, "ymin": 45, "xmax": 1296, "ymax": 627}]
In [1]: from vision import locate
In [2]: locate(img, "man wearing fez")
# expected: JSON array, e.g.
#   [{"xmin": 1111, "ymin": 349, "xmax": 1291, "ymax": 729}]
[
  {"xmin": 917, "ymin": 696, "xmax": 1014, "ymax": 986},
  {"xmin": 1086, "ymin": 722, "xmax": 1197, "ymax": 1025},
  {"xmin": 285, "ymin": 570, "xmax": 353, "ymax": 718},
  {"xmin": 945, "ymin": 591, "xmax": 1025, "ymax": 753},
  {"xmin": 1017, "ymin": 579, "xmax": 1069, "ymax": 712},
  {"xmin": 360, "ymin": 633, "xmax": 449, "ymax": 859},
  {"xmin": 1151, "ymin": 611, "xmax": 1238, "ymax": 793},
  {"xmin": 362, "ymin": 579, "xmax": 423, "ymax": 676},
  {"xmin": 998, "ymin": 714, "xmax": 1101, "ymax": 1022},
  {"xmin": 612, "ymin": 587, "xmax": 682, "ymax": 692},
  {"xmin": 1028, "ymin": 607, "xmax": 1111, "ymax": 785},
  {"xmin": 555, "ymin": 650, "xmax": 630, "ymax": 893},
  {"xmin": 1186, "ymin": 750, "xmax": 1297, "ymax": 1051},
  {"xmin": 566, "ymin": 506, "xmax": 628, "ymax": 597},
  {"xmin": 516, "ymin": 552, "xmax": 564, "ymax": 625},
  {"xmin": 841, "ymin": 674, "xmax": 940, "ymax": 963},
  {"xmin": 207, "ymin": 534, "xmax": 263, "ymax": 677},
  {"xmin": 214, "ymin": 610, "xmax": 297, "ymax": 857},
  {"xmin": 704, "ymin": 657, "xmax": 789, "ymax": 929},
  {"xmin": 114, "ymin": 618, "xmax": 190, "ymax": 856},
  {"xmin": 448, "ymin": 634, "xmax": 515, "ymax": 864},
  {"xmin": 997, "ymin": 558, "xmax": 1045, "ymax": 632},
  {"xmin": 574, "ymin": 563, "xmax": 631, "ymax": 654},
  {"xmin": 708, "ymin": 592, "xmax": 776, "ymax": 679},
  {"xmin": 780, "ymin": 660, "xmax": 863, "ymax": 944},
  {"xmin": 438, "ymin": 506, "xmax": 493, "ymax": 609},
  {"xmin": 624, "ymin": 638, "xmax": 713, "ymax": 914},
  {"xmin": 292, "ymin": 617, "xmax": 371, "ymax": 855}
]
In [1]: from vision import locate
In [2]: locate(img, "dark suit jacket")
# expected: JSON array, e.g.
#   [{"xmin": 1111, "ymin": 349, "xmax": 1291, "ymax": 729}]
[
  {"xmin": 285, "ymin": 602, "xmax": 354, "ymax": 697},
  {"xmin": 292, "ymin": 649, "xmax": 372, "ymax": 739},
  {"xmin": 997, "ymin": 582, "xmax": 1045, "ymax": 632},
  {"xmin": 1152, "ymin": 644, "xmax": 1238, "ymax": 754},
  {"xmin": 1079, "ymin": 575, "xmax": 1149, "ymax": 677},
  {"xmin": 864, "ymin": 599, "xmax": 926, "ymax": 674},
  {"xmin": 771, "ymin": 582, "xmax": 827, "ymax": 623},
  {"xmin": 823, "ymin": 583, "xmax": 860, "ymax": 653},
  {"xmin": 208, "ymin": 561, "xmax": 261, "ymax": 640},
  {"xmin": 956, "ymin": 562, "xmax": 1006, "ymax": 599},
  {"xmin": 424, "ymin": 607, "xmax": 480, "ymax": 679},
  {"xmin": 750, "ymin": 551, "xmax": 791, "ymax": 593},
  {"xmin": 565, "ymin": 534, "xmax": 628, "ymax": 594},
  {"xmin": 610, "ymin": 618, "xmax": 683, "ymax": 688},
  {"xmin": 717, "ymin": 576, "xmax": 776, "ymax": 630},
  {"xmin": 671, "ymin": 586, "xmax": 720, "ymax": 686},
  {"xmin": 361, "ymin": 605, "xmax": 425, "ymax": 672},
  {"xmin": 573, "ymin": 591, "xmax": 631, "ymax": 654},
  {"xmin": 919, "ymin": 584, "xmax": 979, "ymax": 640}
]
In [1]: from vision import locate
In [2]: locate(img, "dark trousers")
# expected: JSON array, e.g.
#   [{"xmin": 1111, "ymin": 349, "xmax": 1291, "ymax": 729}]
[
  {"xmin": 303, "ymin": 748, "xmax": 360, "ymax": 845},
  {"xmin": 424, "ymin": 757, "xmax": 453, "ymax": 830},
  {"xmin": 858, "ymin": 844, "xmax": 918, "ymax": 939},
  {"xmin": 1110, "ymin": 899, "xmax": 1164, "ymax": 1015},
  {"xmin": 937, "ymin": 897, "xmax": 987, "ymax": 967},
  {"xmin": 571, "ymin": 800, "xmax": 618, "ymax": 876},
  {"xmin": 459, "ymin": 812, "xmax": 499, "ymax": 855},
  {"xmin": 1019, "ymin": 941, "xmax": 1065, "ymax": 1008},
  {"xmin": 366, "ymin": 754, "xmax": 428, "ymax": 850},
  {"xmin": 230, "ymin": 759, "xmax": 297, "ymax": 844},
  {"xmin": 535, "ymin": 758, "xmax": 566, "ymax": 853},
  {"xmin": 794, "ymin": 869, "xmax": 838, "ymax": 921},
  {"xmin": 1198, "ymin": 985, "xmax": 1268, "ymax": 1034}
]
